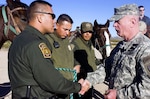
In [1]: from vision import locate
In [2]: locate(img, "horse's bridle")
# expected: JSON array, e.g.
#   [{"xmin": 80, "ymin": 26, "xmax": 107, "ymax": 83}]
[
  {"xmin": 2, "ymin": 6, "xmax": 27, "ymax": 37},
  {"xmin": 94, "ymin": 27, "xmax": 111, "ymax": 57},
  {"xmin": 95, "ymin": 27, "xmax": 110, "ymax": 49}
]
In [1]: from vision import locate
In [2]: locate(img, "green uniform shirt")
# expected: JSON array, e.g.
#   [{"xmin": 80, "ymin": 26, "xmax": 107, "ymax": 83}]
[
  {"xmin": 73, "ymin": 36, "xmax": 97, "ymax": 79},
  {"xmin": 8, "ymin": 26, "xmax": 81, "ymax": 99},
  {"xmin": 45, "ymin": 33, "xmax": 75, "ymax": 81}
]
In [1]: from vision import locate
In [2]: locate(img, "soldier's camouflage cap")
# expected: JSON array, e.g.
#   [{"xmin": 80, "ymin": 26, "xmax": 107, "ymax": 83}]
[
  {"xmin": 81, "ymin": 22, "xmax": 93, "ymax": 33},
  {"xmin": 109, "ymin": 4, "xmax": 139, "ymax": 22}
]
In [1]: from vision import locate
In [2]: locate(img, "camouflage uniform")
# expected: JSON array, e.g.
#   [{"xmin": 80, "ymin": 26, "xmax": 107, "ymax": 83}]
[
  {"xmin": 87, "ymin": 4, "xmax": 150, "ymax": 99},
  {"xmin": 87, "ymin": 32, "xmax": 150, "ymax": 99}
]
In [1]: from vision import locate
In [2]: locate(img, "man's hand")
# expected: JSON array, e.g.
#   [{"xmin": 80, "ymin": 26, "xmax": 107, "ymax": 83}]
[
  {"xmin": 74, "ymin": 65, "xmax": 80, "ymax": 73},
  {"xmin": 104, "ymin": 89, "xmax": 116, "ymax": 99},
  {"xmin": 78, "ymin": 79, "xmax": 91, "ymax": 95}
]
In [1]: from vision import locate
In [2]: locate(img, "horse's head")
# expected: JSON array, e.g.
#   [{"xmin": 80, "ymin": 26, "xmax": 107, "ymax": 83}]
[
  {"xmin": 6, "ymin": 0, "xmax": 28, "ymax": 31},
  {"xmin": 93, "ymin": 20, "xmax": 111, "ymax": 59},
  {"xmin": 0, "ymin": 0, "xmax": 28, "ymax": 48},
  {"xmin": 93, "ymin": 20, "xmax": 111, "ymax": 47}
]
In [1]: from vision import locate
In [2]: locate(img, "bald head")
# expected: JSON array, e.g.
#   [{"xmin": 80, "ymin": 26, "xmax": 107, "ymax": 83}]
[{"xmin": 139, "ymin": 21, "xmax": 147, "ymax": 34}]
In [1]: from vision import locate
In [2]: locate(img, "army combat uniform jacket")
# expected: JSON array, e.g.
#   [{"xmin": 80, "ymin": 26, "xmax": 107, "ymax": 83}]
[
  {"xmin": 8, "ymin": 26, "xmax": 81, "ymax": 99},
  {"xmin": 87, "ymin": 33, "xmax": 150, "ymax": 99}
]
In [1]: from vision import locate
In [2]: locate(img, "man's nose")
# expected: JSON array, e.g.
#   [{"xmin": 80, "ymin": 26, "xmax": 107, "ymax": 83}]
[{"xmin": 66, "ymin": 31, "xmax": 70, "ymax": 35}]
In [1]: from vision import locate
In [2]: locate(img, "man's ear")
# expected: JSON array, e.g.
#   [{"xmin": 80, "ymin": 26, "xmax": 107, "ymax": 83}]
[
  {"xmin": 130, "ymin": 17, "xmax": 137, "ymax": 27},
  {"xmin": 55, "ymin": 23, "xmax": 59, "ymax": 29},
  {"xmin": 37, "ymin": 14, "xmax": 43, "ymax": 23}
]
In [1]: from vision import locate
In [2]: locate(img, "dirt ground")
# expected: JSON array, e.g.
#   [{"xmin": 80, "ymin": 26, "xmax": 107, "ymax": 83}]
[
  {"xmin": 0, "ymin": 48, "xmax": 11, "ymax": 99},
  {"xmin": 0, "ymin": 48, "xmax": 9, "ymax": 83}
]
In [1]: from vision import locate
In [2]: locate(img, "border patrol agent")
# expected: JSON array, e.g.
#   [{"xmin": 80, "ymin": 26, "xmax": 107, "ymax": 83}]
[
  {"xmin": 45, "ymin": 32, "xmax": 75, "ymax": 81},
  {"xmin": 73, "ymin": 22, "xmax": 97, "ymax": 79},
  {"xmin": 8, "ymin": 1, "xmax": 82, "ymax": 99},
  {"xmin": 45, "ymin": 14, "xmax": 80, "ymax": 82},
  {"xmin": 72, "ymin": 22, "xmax": 98, "ymax": 99}
]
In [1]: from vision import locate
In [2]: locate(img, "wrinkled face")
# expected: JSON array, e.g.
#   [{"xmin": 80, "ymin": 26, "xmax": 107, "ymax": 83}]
[
  {"xmin": 113, "ymin": 16, "xmax": 131, "ymax": 39},
  {"xmin": 82, "ymin": 32, "xmax": 93, "ymax": 41},
  {"xmin": 56, "ymin": 21, "xmax": 72, "ymax": 38}
]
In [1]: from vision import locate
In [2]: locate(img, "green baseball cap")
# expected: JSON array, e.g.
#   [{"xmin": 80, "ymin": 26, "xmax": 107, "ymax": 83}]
[
  {"xmin": 81, "ymin": 22, "xmax": 93, "ymax": 33},
  {"xmin": 109, "ymin": 4, "xmax": 140, "ymax": 22}
]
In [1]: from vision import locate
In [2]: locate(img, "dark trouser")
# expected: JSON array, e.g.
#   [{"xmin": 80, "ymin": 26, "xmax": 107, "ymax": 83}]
[
  {"xmin": 13, "ymin": 93, "xmax": 60, "ymax": 99},
  {"xmin": 81, "ymin": 88, "xmax": 92, "ymax": 99}
]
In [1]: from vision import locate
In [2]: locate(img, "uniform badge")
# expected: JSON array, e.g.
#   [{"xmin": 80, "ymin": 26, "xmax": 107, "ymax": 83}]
[
  {"xmin": 68, "ymin": 45, "xmax": 72, "ymax": 51},
  {"xmin": 39, "ymin": 43, "xmax": 51, "ymax": 58},
  {"xmin": 68, "ymin": 44, "xmax": 75, "ymax": 51}
]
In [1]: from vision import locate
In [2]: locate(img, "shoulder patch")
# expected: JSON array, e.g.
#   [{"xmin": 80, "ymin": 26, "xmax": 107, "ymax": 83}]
[{"xmin": 39, "ymin": 43, "xmax": 51, "ymax": 58}]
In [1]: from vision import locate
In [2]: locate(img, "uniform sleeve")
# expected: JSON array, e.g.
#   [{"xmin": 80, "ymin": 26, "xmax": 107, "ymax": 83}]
[
  {"xmin": 86, "ymin": 64, "xmax": 106, "ymax": 85},
  {"xmin": 25, "ymin": 42, "xmax": 81, "ymax": 94},
  {"xmin": 117, "ymin": 47, "xmax": 150, "ymax": 99},
  {"xmin": 133, "ymin": 48, "xmax": 150, "ymax": 98}
]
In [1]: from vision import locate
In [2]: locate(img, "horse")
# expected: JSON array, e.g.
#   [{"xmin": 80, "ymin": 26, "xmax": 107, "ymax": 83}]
[
  {"xmin": 92, "ymin": 20, "xmax": 111, "ymax": 61},
  {"xmin": 0, "ymin": 0, "xmax": 28, "ymax": 48},
  {"xmin": 0, "ymin": 0, "xmax": 28, "ymax": 98}
]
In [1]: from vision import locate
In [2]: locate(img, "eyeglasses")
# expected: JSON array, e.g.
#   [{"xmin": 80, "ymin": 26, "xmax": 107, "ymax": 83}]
[
  {"xmin": 34, "ymin": 11, "xmax": 56, "ymax": 19},
  {"xmin": 139, "ymin": 9, "xmax": 145, "ymax": 12}
]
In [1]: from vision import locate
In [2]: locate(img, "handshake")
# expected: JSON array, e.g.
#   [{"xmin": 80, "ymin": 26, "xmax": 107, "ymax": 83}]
[
  {"xmin": 78, "ymin": 79, "xmax": 91, "ymax": 95},
  {"xmin": 77, "ymin": 79, "xmax": 117, "ymax": 99}
]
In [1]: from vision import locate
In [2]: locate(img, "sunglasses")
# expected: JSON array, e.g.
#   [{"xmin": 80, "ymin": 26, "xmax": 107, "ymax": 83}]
[
  {"xmin": 139, "ymin": 9, "xmax": 145, "ymax": 11},
  {"xmin": 34, "ymin": 11, "xmax": 56, "ymax": 19}
]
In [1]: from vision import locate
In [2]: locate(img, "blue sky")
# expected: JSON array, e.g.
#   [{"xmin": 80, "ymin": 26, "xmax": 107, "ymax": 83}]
[{"xmin": 1, "ymin": 0, "xmax": 150, "ymax": 37}]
